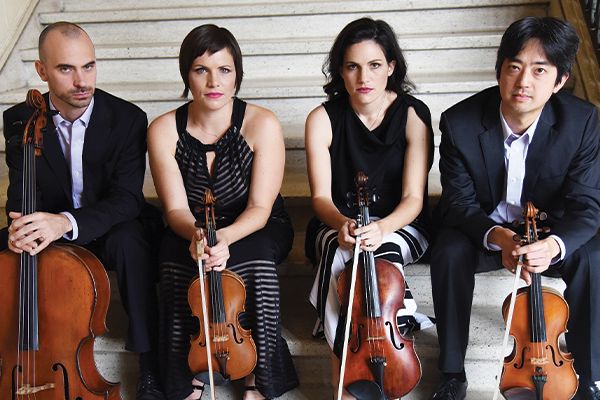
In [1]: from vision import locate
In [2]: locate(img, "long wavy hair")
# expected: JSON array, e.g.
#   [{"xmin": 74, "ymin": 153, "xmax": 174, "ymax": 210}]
[{"xmin": 323, "ymin": 18, "xmax": 413, "ymax": 100}]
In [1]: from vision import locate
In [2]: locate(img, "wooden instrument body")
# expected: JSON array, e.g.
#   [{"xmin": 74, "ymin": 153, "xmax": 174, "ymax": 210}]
[
  {"xmin": 0, "ymin": 244, "xmax": 120, "ymax": 400},
  {"xmin": 338, "ymin": 257, "xmax": 421, "ymax": 399},
  {"xmin": 336, "ymin": 172, "xmax": 420, "ymax": 400},
  {"xmin": 188, "ymin": 269, "xmax": 256, "ymax": 381},
  {"xmin": 500, "ymin": 286, "xmax": 577, "ymax": 400}
]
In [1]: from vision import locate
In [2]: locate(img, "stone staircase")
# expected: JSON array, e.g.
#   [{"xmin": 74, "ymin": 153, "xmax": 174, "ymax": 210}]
[{"xmin": 0, "ymin": 0, "xmax": 579, "ymax": 399}]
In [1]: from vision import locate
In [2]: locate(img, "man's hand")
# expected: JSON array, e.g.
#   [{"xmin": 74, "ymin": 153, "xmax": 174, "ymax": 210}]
[
  {"xmin": 512, "ymin": 237, "xmax": 561, "ymax": 285},
  {"xmin": 488, "ymin": 226, "xmax": 561, "ymax": 285},
  {"xmin": 7, "ymin": 211, "xmax": 72, "ymax": 255},
  {"xmin": 488, "ymin": 226, "xmax": 520, "ymax": 273}
]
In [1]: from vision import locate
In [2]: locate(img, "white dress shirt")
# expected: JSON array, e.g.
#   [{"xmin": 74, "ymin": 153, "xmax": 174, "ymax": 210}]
[
  {"xmin": 50, "ymin": 96, "xmax": 95, "ymax": 241},
  {"xmin": 484, "ymin": 104, "xmax": 565, "ymax": 263}
]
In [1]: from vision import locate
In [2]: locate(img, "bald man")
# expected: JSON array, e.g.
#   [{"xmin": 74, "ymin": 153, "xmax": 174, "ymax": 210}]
[{"xmin": 2, "ymin": 22, "xmax": 165, "ymax": 400}]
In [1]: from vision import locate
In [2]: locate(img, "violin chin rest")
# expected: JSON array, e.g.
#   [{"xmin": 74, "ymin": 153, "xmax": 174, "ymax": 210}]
[
  {"xmin": 502, "ymin": 386, "xmax": 537, "ymax": 400},
  {"xmin": 194, "ymin": 371, "xmax": 230, "ymax": 387},
  {"xmin": 347, "ymin": 380, "xmax": 385, "ymax": 400}
]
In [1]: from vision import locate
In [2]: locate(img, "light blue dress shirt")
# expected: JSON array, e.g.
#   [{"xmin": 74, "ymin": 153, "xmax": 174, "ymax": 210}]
[
  {"xmin": 49, "ymin": 96, "xmax": 95, "ymax": 241},
  {"xmin": 484, "ymin": 104, "xmax": 565, "ymax": 263}
]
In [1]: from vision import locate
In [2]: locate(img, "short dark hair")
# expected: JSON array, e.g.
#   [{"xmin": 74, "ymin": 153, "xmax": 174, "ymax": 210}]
[
  {"xmin": 179, "ymin": 24, "xmax": 243, "ymax": 98},
  {"xmin": 323, "ymin": 18, "xmax": 413, "ymax": 100},
  {"xmin": 495, "ymin": 16, "xmax": 579, "ymax": 86},
  {"xmin": 39, "ymin": 21, "xmax": 87, "ymax": 62}
]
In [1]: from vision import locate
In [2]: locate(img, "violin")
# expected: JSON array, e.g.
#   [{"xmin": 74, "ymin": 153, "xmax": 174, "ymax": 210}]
[
  {"xmin": 336, "ymin": 172, "xmax": 420, "ymax": 400},
  {"xmin": 0, "ymin": 89, "xmax": 120, "ymax": 399},
  {"xmin": 494, "ymin": 202, "xmax": 577, "ymax": 400},
  {"xmin": 188, "ymin": 189, "xmax": 257, "ymax": 398}
]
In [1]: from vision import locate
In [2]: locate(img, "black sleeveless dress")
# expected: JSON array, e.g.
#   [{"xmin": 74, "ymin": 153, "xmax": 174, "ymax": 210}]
[
  {"xmin": 159, "ymin": 98, "xmax": 298, "ymax": 399},
  {"xmin": 307, "ymin": 93, "xmax": 435, "ymax": 354}
]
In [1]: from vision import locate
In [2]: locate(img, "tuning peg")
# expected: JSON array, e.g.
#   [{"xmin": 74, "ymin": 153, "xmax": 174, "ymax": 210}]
[
  {"xmin": 512, "ymin": 219, "xmax": 523, "ymax": 228},
  {"xmin": 538, "ymin": 226, "xmax": 551, "ymax": 234},
  {"xmin": 538, "ymin": 212, "xmax": 547, "ymax": 221},
  {"xmin": 512, "ymin": 234, "xmax": 522, "ymax": 243}
]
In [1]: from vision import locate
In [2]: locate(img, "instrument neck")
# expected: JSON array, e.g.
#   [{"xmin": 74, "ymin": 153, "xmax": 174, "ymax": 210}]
[
  {"xmin": 205, "ymin": 211, "xmax": 226, "ymax": 323},
  {"xmin": 529, "ymin": 272, "xmax": 547, "ymax": 343},
  {"xmin": 358, "ymin": 205, "xmax": 382, "ymax": 318},
  {"xmin": 20, "ymin": 136, "xmax": 39, "ymax": 351}
]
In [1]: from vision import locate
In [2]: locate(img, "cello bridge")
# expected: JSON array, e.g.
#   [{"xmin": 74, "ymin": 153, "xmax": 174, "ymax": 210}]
[{"xmin": 16, "ymin": 383, "xmax": 56, "ymax": 394}]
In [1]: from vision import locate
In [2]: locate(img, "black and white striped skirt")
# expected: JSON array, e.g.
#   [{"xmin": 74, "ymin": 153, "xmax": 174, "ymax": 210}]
[
  {"xmin": 308, "ymin": 218, "xmax": 432, "ymax": 353},
  {"xmin": 159, "ymin": 218, "xmax": 297, "ymax": 400}
]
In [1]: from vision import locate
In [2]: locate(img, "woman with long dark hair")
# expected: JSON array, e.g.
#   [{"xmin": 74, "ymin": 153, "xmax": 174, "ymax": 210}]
[{"xmin": 305, "ymin": 18, "xmax": 434, "ymax": 399}]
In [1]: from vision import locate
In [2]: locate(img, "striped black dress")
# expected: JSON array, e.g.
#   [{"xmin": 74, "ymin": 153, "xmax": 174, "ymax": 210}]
[
  {"xmin": 159, "ymin": 98, "xmax": 298, "ymax": 400},
  {"xmin": 306, "ymin": 93, "xmax": 435, "ymax": 356}
]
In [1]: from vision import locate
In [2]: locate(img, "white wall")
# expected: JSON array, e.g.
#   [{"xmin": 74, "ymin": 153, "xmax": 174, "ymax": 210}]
[{"xmin": 0, "ymin": 0, "xmax": 39, "ymax": 72}]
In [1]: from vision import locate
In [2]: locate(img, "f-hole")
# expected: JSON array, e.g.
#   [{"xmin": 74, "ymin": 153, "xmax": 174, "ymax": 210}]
[
  {"xmin": 514, "ymin": 346, "xmax": 531, "ymax": 369},
  {"xmin": 53, "ymin": 362, "xmax": 70, "ymax": 400},
  {"xmin": 228, "ymin": 323, "xmax": 244, "ymax": 344},
  {"xmin": 385, "ymin": 321, "xmax": 405, "ymax": 350},
  {"xmin": 350, "ymin": 323, "xmax": 364, "ymax": 353}
]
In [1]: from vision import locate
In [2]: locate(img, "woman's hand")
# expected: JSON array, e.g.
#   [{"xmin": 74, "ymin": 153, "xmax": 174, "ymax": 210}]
[
  {"xmin": 337, "ymin": 220, "xmax": 357, "ymax": 250},
  {"xmin": 189, "ymin": 229, "xmax": 230, "ymax": 272},
  {"xmin": 354, "ymin": 220, "xmax": 384, "ymax": 252}
]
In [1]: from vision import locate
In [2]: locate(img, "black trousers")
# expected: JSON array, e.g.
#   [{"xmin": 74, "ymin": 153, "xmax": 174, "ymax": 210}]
[
  {"xmin": 0, "ymin": 206, "xmax": 163, "ymax": 354},
  {"xmin": 430, "ymin": 226, "xmax": 600, "ymax": 381}
]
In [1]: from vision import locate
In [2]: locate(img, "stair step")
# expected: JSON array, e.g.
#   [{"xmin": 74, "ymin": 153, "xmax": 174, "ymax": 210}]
[
  {"xmin": 20, "ymin": 50, "xmax": 499, "ymax": 88},
  {"xmin": 19, "ymin": 32, "xmax": 504, "ymax": 61},
  {"xmin": 0, "ymin": 72, "xmax": 497, "ymax": 132},
  {"xmin": 97, "ymin": 267, "xmax": 568, "ymax": 399},
  {"xmin": 60, "ymin": 0, "xmax": 549, "ymax": 13},
  {"xmin": 37, "ymin": 4, "xmax": 548, "ymax": 46},
  {"xmin": 44, "ymin": 0, "xmax": 549, "ymax": 24}
]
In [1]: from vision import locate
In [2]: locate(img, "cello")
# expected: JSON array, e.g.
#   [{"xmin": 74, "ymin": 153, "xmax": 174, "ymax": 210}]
[
  {"xmin": 0, "ymin": 89, "xmax": 120, "ymax": 399},
  {"xmin": 493, "ymin": 202, "xmax": 577, "ymax": 400},
  {"xmin": 336, "ymin": 172, "xmax": 421, "ymax": 400},
  {"xmin": 188, "ymin": 189, "xmax": 257, "ymax": 398}
]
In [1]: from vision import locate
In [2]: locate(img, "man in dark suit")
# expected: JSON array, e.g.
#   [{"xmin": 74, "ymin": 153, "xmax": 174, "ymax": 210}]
[
  {"xmin": 429, "ymin": 17, "xmax": 600, "ymax": 400},
  {"xmin": 3, "ymin": 22, "xmax": 165, "ymax": 400}
]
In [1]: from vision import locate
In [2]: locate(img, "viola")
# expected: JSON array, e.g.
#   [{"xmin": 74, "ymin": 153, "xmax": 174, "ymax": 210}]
[
  {"xmin": 0, "ymin": 89, "xmax": 120, "ymax": 399},
  {"xmin": 336, "ymin": 172, "xmax": 420, "ymax": 400},
  {"xmin": 494, "ymin": 202, "xmax": 577, "ymax": 400},
  {"xmin": 188, "ymin": 189, "xmax": 257, "ymax": 398}
]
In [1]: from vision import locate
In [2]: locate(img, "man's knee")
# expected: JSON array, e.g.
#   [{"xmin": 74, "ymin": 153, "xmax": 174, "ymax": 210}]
[{"xmin": 431, "ymin": 227, "xmax": 479, "ymax": 274}]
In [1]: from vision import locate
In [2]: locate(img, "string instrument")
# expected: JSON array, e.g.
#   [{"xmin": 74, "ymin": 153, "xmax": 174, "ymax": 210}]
[
  {"xmin": 188, "ymin": 189, "xmax": 257, "ymax": 398},
  {"xmin": 0, "ymin": 89, "xmax": 120, "ymax": 399},
  {"xmin": 493, "ymin": 202, "xmax": 577, "ymax": 400},
  {"xmin": 336, "ymin": 172, "xmax": 420, "ymax": 400}
]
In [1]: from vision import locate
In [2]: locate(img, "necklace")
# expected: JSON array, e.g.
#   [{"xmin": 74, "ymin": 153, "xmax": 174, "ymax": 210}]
[
  {"xmin": 190, "ymin": 117, "xmax": 222, "ymax": 138},
  {"xmin": 369, "ymin": 91, "xmax": 388, "ymax": 130}
]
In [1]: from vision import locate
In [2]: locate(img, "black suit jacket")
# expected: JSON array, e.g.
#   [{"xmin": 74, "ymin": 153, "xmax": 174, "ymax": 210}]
[
  {"xmin": 3, "ymin": 89, "xmax": 149, "ymax": 245},
  {"xmin": 436, "ymin": 86, "xmax": 600, "ymax": 257}
]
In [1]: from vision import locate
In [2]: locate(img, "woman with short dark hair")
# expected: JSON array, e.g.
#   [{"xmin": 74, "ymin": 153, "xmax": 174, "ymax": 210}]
[{"xmin": 148, "ymin": 24, "xmax": 298, "ymax": 400}]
